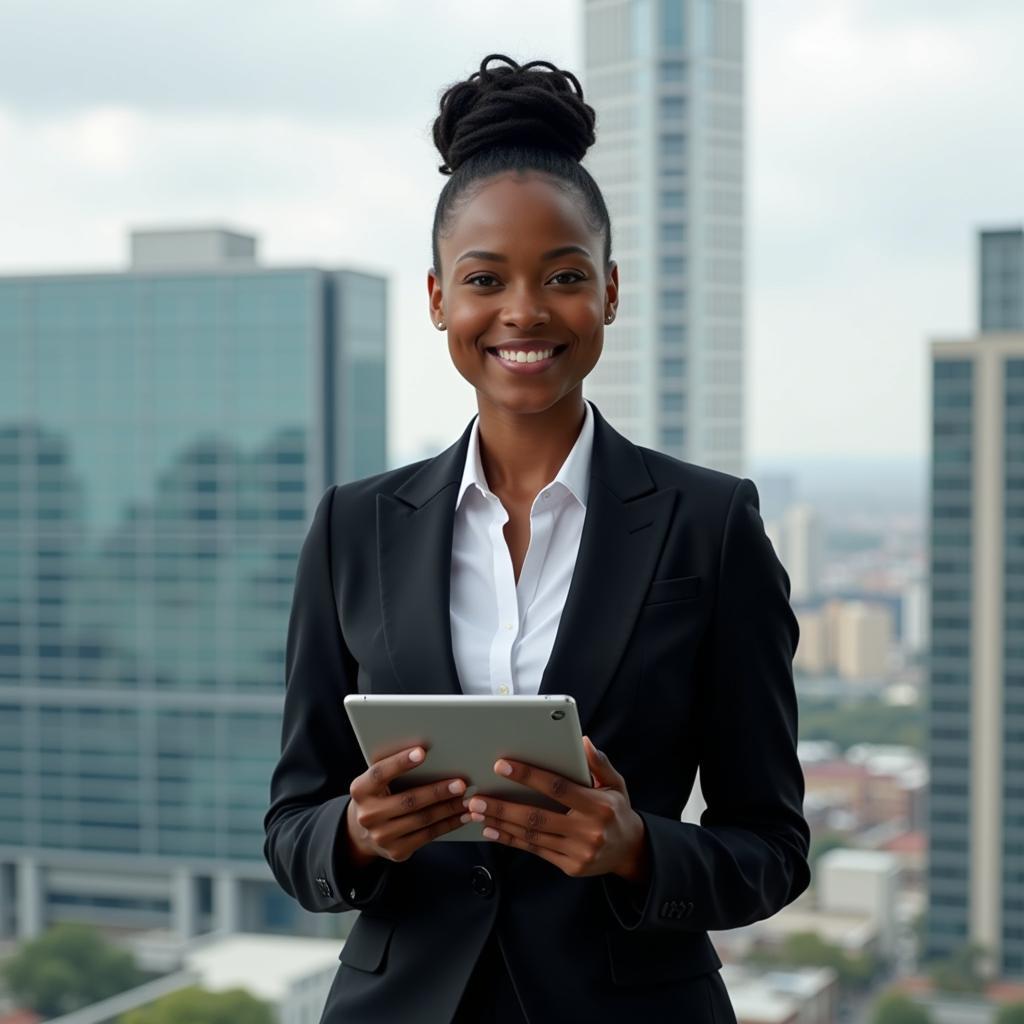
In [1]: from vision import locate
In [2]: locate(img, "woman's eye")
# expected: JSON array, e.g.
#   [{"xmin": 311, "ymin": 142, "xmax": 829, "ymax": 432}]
[{"xmin": 465, "ymin": 271, "xmax": 586, "ymax": 287}]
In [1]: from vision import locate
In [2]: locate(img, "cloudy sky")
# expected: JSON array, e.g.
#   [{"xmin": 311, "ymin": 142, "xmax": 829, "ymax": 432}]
[{"xmin": 1, "ymin": 0, "xmax": 1021, "ymax": 464}]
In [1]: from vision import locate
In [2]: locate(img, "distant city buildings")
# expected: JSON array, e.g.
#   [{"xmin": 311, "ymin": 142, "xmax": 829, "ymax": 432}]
[
  {"xmin": 777, "ymin": 502, "xmax": 825, "ymax": 602},
  {"xmin": 582, "ymin": 0, "xmax": 746, "ymax": 476},
  {"xmin": 0, "ymin": 227, "xmax": 388, "ymax": 941},
  {"xmin": 925, "ymin": 224, "xmax": 1024, "ymax": 976},
  {"xmin": 794, "ymin": 598, "xmax": 894, "ymax": 680}
]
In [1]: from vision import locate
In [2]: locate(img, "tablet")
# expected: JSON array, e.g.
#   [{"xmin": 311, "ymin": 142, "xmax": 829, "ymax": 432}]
[{"xmin": 342, "ymin": 693, "xmax": 592, "ymax": 842}]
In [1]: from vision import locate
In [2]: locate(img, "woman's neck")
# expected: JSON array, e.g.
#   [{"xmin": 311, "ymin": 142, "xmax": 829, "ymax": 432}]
[{"xmin": 474, "ymin": 391, "xmax": 587, "ymax": 501}]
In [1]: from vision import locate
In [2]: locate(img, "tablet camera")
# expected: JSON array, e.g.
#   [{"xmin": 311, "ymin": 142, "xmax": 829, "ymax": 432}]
[{"xmin": 550, "ymin": 710, "xmax": 565, "ymax": 721}]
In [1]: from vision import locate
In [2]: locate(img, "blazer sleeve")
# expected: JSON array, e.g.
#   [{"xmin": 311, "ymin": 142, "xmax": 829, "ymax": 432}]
[
  {"xmin": 602, "ymin": 476, "xmax": 811, "ymax": 933},
  {"xmin": 263, "ymin": 484, "xmax": 394, "ymax": 915}
]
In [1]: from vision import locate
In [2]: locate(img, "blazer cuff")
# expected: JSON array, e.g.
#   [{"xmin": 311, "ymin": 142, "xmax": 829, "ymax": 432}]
[
  {"xmin": 331, "ymin": 795, "xmax": 390, "ymax": 910},
  {"xmin": 601, "ymin": 810, "xmax": 656, "ymax": 930}
]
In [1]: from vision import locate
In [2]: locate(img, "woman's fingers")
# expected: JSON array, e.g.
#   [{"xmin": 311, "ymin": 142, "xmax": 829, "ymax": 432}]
[
  {"xmin": 477, "ymin": 821, "xmax": 581, "ymax": 874},
  {"xmin": 476, "ymin": 813, "xmax": 591, "ymax": 863},
  {"xmin": 350, "ymin": 744, "xmax": 430, "ymax": 801},
  {"xmin": 388, "ymin": 809, "xmax": 469, "ymax": 861},
  {"xmin": 487, "ymin": 757, "xmax": 600, "ymax": 811},
  {"xmin": 374, "ymin": 791, "xmax": 470, "ymax": 845},
  {"xmin": 359, "ymin": 775, "xmax": 465, "ymax": 829}
]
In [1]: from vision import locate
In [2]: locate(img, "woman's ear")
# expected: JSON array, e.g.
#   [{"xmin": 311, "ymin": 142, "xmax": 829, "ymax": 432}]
[
  {"xmin": 426, "ymin": 267, "xmax": 444, "ymax": 325},
  {"xmin": 605, "ymin": 259, "xmax": 619, "ymax": 313}
]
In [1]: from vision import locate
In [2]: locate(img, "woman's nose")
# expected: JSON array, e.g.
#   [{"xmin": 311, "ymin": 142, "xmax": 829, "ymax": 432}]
[{"xmin": 501, "ymin": 295, "xmax": 551, "ymax": 330}]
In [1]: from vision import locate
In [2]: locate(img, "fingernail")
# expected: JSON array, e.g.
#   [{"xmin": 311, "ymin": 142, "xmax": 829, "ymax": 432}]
[
  {"xmin": 483, "ymin": 827, "xmax": 499, "ymax": 840},
  {"xmin": 409, "ymin": 748, "xmax": 424, "ymax": 763},
  {"xmin": 460, "ymin": 813, "xmax": 471, "ymax": 824},
  {"xmin": 469, "ymin": 798, "xmax": 486, "ymax": 813},
  {"xmin": 448, "ymin": 780, "xmax": 465, "ymax": 794},
  {"xmin": 495, "ymin": 760, "xmax": 512, "ymax": 776}
]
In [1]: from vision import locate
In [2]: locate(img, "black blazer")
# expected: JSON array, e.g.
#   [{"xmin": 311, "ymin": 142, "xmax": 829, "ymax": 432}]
[{"xmin": 263, "ymin": 399, "xmax": 811, "ymax": 1023}]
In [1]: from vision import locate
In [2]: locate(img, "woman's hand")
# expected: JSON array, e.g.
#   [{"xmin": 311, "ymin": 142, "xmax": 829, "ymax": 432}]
[
  {"xmin": 463, "ymin": 736, "xmax": 650, "ymax": 883},
  {"xmin": 345, "ymin": 746, "xmax": 471, "ymax": 865}
]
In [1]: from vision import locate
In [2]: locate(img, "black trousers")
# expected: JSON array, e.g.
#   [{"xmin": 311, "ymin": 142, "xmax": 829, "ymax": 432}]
[{"xmin": 451, "ymin": 929, "xmax": 529, "ymax": 1023}]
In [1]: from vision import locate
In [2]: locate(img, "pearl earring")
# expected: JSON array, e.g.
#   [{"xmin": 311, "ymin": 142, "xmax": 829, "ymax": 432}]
[
  {"xmin": 605, "ymin": 313, "xmax": 614, "ymax": 324},
  {"xmin": 437, "ymin": 321, "xmax": 446, "ymax": 330}
]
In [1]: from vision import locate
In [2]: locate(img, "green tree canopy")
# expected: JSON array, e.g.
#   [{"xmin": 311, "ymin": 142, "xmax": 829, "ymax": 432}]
[
  {"xmin": 0, "ymin": 921, "xmax": 147, "ymax": 1018},
  {"xmin": 927, "ymin": 941, "xmax": 989, "ymax": 994},
  {"xmin": 745, "ymin": 930, "xmax": 879, "ymax": 991},
  {"xmin": 118, "ymin": 985, "xmax": 275, "ymax": 1024},
  {"xmin": 994, "ymin": 1002, "xmax": 1024, "ymax": 1024},
  {"xmin": 870, "ymin": 990, "xmax": 933, "ymax": 1024}
]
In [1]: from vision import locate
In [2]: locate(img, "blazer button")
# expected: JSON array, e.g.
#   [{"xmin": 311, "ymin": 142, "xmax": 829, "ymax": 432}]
[{"xmin": 470, "ymin": 865, "xmax": 495, "ymax": 898}]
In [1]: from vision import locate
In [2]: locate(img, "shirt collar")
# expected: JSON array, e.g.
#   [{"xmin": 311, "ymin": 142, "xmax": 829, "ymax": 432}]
[{"xmin": 455, "ymin": 398, "xmax": 594, "ymax": 512}]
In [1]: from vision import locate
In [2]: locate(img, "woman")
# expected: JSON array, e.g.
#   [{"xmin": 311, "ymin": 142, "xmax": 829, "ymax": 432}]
[{"xmin": 263, "ymin": 54, "xmax": 811, "ymax": 1023}]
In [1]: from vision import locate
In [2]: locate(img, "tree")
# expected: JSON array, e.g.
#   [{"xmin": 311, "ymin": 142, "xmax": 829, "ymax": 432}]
[
  {"xmin": 0, "ymin": 921, "xmax": 148, "ymax": 1017},
  {"xmin": 926, "ymin": 941, "xmax": 989, "ymax": 994},
  {"xmin": 994, "ymin": 1003, "xmax": 1024, "ymax": 1024},
  {"xmin": 870, "ymin": 990, "xmax": 933, "ymax": 1024},
  {"xmin": 118, "ymin": 985, "xmax": 275, "ymax": 1024},
  {"xmin": 746, "ymin": 930, "xmax": 879, "ymax": 991}
]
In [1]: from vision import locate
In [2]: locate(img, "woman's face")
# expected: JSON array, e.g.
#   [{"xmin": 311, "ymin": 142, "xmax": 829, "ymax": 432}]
[{"xmin": 427, "ymin": 172, "xmax": 618, "ymax": 417}]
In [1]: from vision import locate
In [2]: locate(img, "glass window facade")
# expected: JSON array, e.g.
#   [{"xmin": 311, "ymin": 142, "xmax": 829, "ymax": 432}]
[
  {"xmin": 925, "ymin": 357, "xmax": 973, "ymax": 962},
  {"xmin": 980, "ymin": 230, "xmax": 1024, "ymax": 333},
  {"xmin": 584, "ymin": 0, "xmax": 743, "ymax": 471},
  {"xmin": 0, "ymin": 266, "xmax": 386, "ymax": 889},
  {"xmin": 1004, "ymin": 358, "xmax": 1024, "ymax": 972}
]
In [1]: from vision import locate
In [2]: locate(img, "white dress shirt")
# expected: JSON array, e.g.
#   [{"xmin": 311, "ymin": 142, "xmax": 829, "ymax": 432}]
[{"xmin": 449, "ymin": 399, "xmax": 595, "ymax": 697}]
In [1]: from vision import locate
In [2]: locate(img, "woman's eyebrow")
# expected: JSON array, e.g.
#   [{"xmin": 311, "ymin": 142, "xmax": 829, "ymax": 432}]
[{"xmin": 455, "ymin": 244, "xmax": 592, "ymax": 264}]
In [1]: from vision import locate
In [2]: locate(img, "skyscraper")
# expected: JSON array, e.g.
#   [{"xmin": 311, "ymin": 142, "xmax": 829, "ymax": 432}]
[
  {"xmin": 582, "ymin": 0, "xmax": 745, "ymax": 476},
  {"xmin": 980, "ymin": 227, "xmax": 1024, "ymax": 332},
  {"xmin": 925, "ymin": 225, "xmax": 1024, "ymax": 977},
  {"xmin": 0, "ymin": 228, "xmax": 387, "ymax": 940}
]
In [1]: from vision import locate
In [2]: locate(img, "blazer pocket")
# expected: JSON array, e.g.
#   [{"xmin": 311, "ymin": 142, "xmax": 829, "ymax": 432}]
[
  {"xmin": 643, "ymin": 574, "xmax": 700, "ymax": 606},
  {"xmin": 338, "ymin": 912, "xmax": 396, "ymax": 973},
  {"xmin": 605, "ymin": 926, "xmax": 722, "ymax": 986}
]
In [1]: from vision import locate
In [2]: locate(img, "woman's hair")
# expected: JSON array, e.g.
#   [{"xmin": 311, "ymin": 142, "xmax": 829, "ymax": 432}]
[{"xmin": 430, "ymin": 53, "xmax": 613, "ymax": 278}]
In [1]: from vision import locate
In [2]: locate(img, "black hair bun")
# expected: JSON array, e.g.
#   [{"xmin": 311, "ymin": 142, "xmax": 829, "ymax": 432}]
[{"xmin": 432, "ymin": 53, "xmax": 597, "ymax": 175}]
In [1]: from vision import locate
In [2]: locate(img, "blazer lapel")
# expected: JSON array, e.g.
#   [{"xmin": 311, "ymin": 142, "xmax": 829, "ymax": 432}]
[
  {"xmin": 537, "ymin": 404, "xmax": 675, "ymax": 737},
  {"xmin": 376, "ymin": 420, "xmax": 474, "ymax": 699},
  {"xmin": 377, "ymin": 401, "xmax": 675, "ymax": 738}
]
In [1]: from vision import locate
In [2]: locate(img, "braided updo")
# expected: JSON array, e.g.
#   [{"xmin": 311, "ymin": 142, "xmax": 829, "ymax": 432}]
[{"xmin": 430, "ymin": 53, "xmax": 613, "ymax": 278}]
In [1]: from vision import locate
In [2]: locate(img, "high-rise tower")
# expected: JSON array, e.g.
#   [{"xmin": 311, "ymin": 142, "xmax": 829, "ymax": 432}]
[
  {"xmin": 582, "ymin": 0, "xmax": 745, "ymax": 475},
  {"xmin": 925, "ymin": 225, "xmax": 1024, "ymax": 977}
]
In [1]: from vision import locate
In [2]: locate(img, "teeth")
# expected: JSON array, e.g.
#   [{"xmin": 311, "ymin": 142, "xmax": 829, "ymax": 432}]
[{"xmin": 497, "ymin": 348, "xmax": 555, "ymax": 363}]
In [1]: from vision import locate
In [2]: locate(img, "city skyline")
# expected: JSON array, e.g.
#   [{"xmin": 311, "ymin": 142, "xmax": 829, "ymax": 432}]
[{"xmin": 1, "ymin": 2, "xmax": 1021, "ymax": 464}]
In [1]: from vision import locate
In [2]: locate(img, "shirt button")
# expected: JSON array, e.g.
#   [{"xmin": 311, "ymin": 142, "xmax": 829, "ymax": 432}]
[{"xmin": 497, "ymin": 684, "xmax": 509, "ymax": 695}]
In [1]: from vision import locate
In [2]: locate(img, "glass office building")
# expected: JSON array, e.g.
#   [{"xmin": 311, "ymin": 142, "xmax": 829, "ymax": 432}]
[
  {"xmin": 980, "ymin": 227, "xmax": 1024, "ymax": 333},
  {"xmin": 0, "ymin": 229, "xmax": 387, "ymax": 940},
  {"xmin": 925, "ymin": 227, "xmax": 1024, "ymax": 977},
  {"xmin": 582, "ymin": 0, "xmax": 745, "ymax": 475}
]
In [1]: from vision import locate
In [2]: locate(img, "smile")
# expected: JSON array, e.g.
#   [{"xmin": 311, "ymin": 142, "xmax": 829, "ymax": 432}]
[{"xmin": 486, "ymin": 345, "xmax": 568, "ymax": 374}]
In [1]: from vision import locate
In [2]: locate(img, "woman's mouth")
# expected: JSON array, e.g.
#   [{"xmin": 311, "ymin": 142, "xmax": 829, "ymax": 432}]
[{"xmin": 485, "ymin": 345, "xmax": 568, "ymax": 375}]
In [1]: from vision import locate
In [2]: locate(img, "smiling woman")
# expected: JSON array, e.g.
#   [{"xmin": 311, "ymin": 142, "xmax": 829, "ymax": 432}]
[
  {"xmin": 263, "ymin": 51, "xmax": 809, "ymax": 1024},
  {"xmin": 426, "ymin": 55, "xmax": 618, "ymax": 430}
]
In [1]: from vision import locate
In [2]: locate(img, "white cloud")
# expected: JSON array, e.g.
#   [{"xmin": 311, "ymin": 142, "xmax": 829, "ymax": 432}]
[{"xmin": 1, "ymin": 2, "xmax": 1021, "ymax": 461}]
